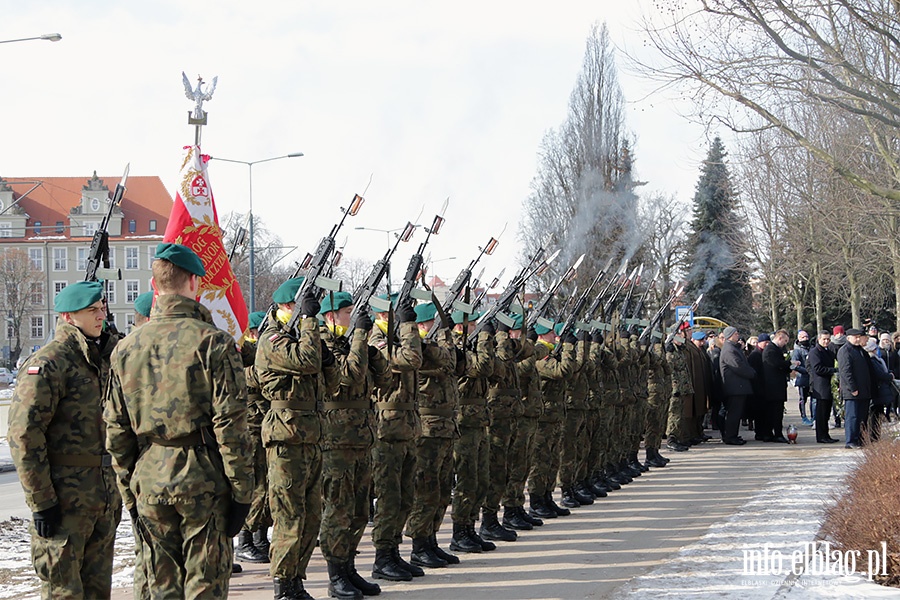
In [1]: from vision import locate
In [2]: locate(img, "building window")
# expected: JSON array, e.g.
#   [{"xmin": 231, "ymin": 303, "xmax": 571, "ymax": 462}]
[
  {"xmin": 28, "ymin": 248, "xmax": 43, "ymax": 271},
  {"xmin": 107, "ymin": 247, "xmax": 116, "ymax": 269},
  {"xmin": 33, "ymin": 221, "xmax": 42, "ymax": 235},
  {"xmin": 126, "ymin": 280, "xmax": 140, "ymax": 303},
  {"xmin": 105, "ymin": 280, "xmax": 116, "ymax": 305},
  {"xmin": 76, "ymin": 247, "xmax": 88, "ymax": 271},
  {"xmin": 126, "ymin": 313, "xmax": 135, "ymax": 334},
  {"xmin": 55, "ymin": 221, "xmax": 64, "ymax": 234},
  {"xmin": 84, "ymin": 222, "xmax": 99, "ymax": 238},
  {"xmin": 128, "ymin": 220, "xmax": 136, "ymax": 234},
  {"xmin": 53, "ymin": 248, "xmax": 67, "ymax": 271},
  {"xmin": 149, "ymin": 220, "xmax": 157, "ymax": 232},
  {"xmin": 126, "ymin": 247, "xmax": 139, "ymax": 270},
  {"xmin": 31, "ymin": 316, "xmax": 44, "ymax": 339},
  {"xmin": 90, "ymin": 198, "xmax": 101, "ymax": 212},
  {"xmin": 53, "ymin": 281, "xmax": 67, "ymax": 296},
  {"xmin": 147, "ymin": 246, "xmax": 157, "ymax": 269},
  {"xmin": 30, "ymin": 282, "xmax": 44, "ymax": 305},
  {"xmin": 0, "ymin": 223, "xmax": 11, "ymax": 238}
]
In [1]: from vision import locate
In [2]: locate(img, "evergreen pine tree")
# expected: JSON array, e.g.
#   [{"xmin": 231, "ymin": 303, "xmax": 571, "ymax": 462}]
[{"xmin": 684, "ymin": 136, "xmax": 752, "ymax": 327}]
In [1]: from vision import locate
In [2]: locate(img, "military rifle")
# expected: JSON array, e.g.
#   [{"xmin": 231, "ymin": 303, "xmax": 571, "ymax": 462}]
[
  {"xmin": 664, "ymin": 292, "xmax": 703, "ymax": 344},
  {"xmin": 638, "ymin": 282, "xmax": 685, "ymax": 344},
  {"xmin": 552, "ymin": 261, "xmax": 612, "ymax": 355},
  {"xmin": 84, "ymin": 164, "xmax": 129, "ymax": 283},
  {"xmin": 618, "ymin": 264, "xmax": 644, "ymax": 323},
  {"xmin": 525, "ymin": 253, "xmax": 585, "ymax": 331},
  {"xmin": 626, "ymin": 268, "xmax": 661, "ymax": 335},
  {"xmin": 396, "ymin": 198, "xmax": 449, "ymax": 310},
  {"xmin": 348, "ymin": 222, "xmax": 417, "ymax": 330}
]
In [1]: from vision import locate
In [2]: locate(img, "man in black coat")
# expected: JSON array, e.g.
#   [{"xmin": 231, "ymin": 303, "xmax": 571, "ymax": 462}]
[
  {"xmin": 747, "ymin": 334, "xmax": 769, "ymax": 440},
  {"xmin": 719, "ymin": 326, "xmax": 755, "ymax": 445},
  {"xmin": 807, "ymin": 330, "xmax": 839, "ymax": 443},
  {"xmin": 837, "ymin": 328, "xmax": 873, "ymax": 448},
  {"xmin": 761, "ymin": 329, "xmax": 793, "ymax": 443}
]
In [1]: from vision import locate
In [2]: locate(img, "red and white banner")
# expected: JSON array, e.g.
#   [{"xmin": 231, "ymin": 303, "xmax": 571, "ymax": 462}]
[{"xmin": 163, "ymin": 145, "xmax": 248, "ymax": 340}]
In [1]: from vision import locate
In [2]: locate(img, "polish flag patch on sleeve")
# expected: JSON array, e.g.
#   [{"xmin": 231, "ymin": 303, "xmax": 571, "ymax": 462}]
[{"xmin": 27, "ymin": 366, "xmax": 41, "ymax": 375}]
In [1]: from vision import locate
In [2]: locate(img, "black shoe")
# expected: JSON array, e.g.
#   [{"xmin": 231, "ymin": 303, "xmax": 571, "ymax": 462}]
[
  {"xmin": 430, "ymin": 534, "xmax": 459, "ymax": 564},
  {"xmin": 502, "ymin": 506, "xmax": 533, "ymax": 530},
  {"xmin": 845, "ymin": 443, "xmax": 860, "ymax": 449},
  {"xmin": 544, "ymin": 491, "xmax": 571, "ymax": 516},
  {"xmin": 600, "ymin": 470, "xmax": 622, "ymax": 490},
  {"xmin": 391, "ymin": 546, "xmax": 424, "ymax": 577},
  {"xmin": 621, "ymin": 460, "xmax": 641, "ymax": 478},
  {"xmin": 410, "ymin": 537, "xmax": 447, "ymax": 568},
  {"xmin": 572, "ymin": 483, "xmax": 595, "ymax": 505},
  {"xmin": 645, "ymin": 449, "xmax": 668, "ymax": 468},
  {"xmin": 327, "ymin": 560, "xmax": 363, "ymax": 599},
  {"xmin": 449, "ymin": 522, "xmax": 482, "ymax": 554},
  {"xmin": 529, "ymin": 493, "xmax": 557, "ymax": 519},
  {"xmin": 347, "ymin": 556, "xmax": 381, "ymax": 596},
  {"xmin": 589, "ymin": 477, "xmax": 611, "ymax": 496},
  {"xmin": 253, "ymin": 528, "xmax": 271, "ymax": 560},
  {"xmin": 232, "ymin": 563, "xmax": 242, "ymax": 574},
  {"xmin": 236, "ymin": 530, "xmax": 269, "ymax": 563},
  {"xmin": 821, "ymin": 437, "xmax": 839, "ymax": 444},
  {"xmin": 584, "ymin": 478, "xmax": 607, "ymax": 498},
  {"xmin": 772, "ymin": 436, "xmax": 790, "ymax": 444},
  {"xmin": 274, "ymin": 577, "xmax": 314, "ymax": 600},
  {"xmin": 629, "ymin": 453, "xmax": 650, "ymax": 473},
  {"xmin": 371, "ymin": 547, "xmax": 413, "ymax": 582},
  {"xmin": 723, "ymin": 438, "xmax": 747, "ymax": 445},
  {"xmin": 666, "ymin": 440, "xmax": 689, "ymax": 452},
  {"xmin": 518, "ymin": 506, "xmax": 544, "ymax": 526},
  {"xmin": 480, "ymin": 510, "xmax": 517, "ymax": 542},
  {"xmin": 560, "ymin": 485, "xmax": 581, "ymax": 509},
  {"xmin": 468, "ymin": 525, "xmax": 496, "ymax": 552}
]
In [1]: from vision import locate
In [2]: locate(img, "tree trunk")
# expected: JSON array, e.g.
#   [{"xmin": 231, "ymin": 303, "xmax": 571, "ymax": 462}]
[
  {"xmin": 768, "ymin": 280, "xmax": 779, "ymax": 331},
  {"xmin": 813, "ymin": 264, "xmax": 823, "ymax": 333}
]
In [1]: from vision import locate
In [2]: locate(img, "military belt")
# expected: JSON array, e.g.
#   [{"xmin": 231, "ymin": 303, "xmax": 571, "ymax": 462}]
[
  {"xmin": 458, "ymin": 398, "xmax": 487, "ymax": 406},
  {"xmin": 323, "ymin": 400, "xmax": 370, "ymax": 411},
  {"xmin": 417, "ymin": 407, "xmax": 455, "ymax": 417},
  {"xmin": 148, "ymin": 426, "xmax": 216, "ymax": 448},
  {"xmin": 48, "ymin": 453, "xmax": 112, "ymax": 468},
  {"xmin": 271, "ymin": 400, "xmax": 317, "ymax": 411},
  {"xmin": 488, "ymin": 388, "xmax": 520, "ymax": 398},
  {"xmin": 375, "ymin": 402, "xmax": 415, "ymax": 411}
]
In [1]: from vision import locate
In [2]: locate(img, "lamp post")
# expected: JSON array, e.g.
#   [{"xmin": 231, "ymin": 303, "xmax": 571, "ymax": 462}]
[
  {"xmin": 0, "ymin": 33, "xmax": 62, "ymax": 44},
  {"xmin": 209, "ymin": 152, "xmax": 304, "ymax": 311}
]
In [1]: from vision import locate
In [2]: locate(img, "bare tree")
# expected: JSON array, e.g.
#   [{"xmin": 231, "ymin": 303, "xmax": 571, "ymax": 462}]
[{"xmin": 0, "ymin": 249, "xmax": 43, "ymax": 367}]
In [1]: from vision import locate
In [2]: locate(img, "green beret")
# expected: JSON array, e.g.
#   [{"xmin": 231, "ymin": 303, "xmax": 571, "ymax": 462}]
[
  {"xmin": 155, "ymin": 243, "xmax": 205, "ymax": 276},
  {"xmin": 415, "ymin": 302, "xmax": 437, "ymax": 323},
  {"xmin": 451, "ymin": 309, "xmax": 481, "ymax": 325},
  {"xmin": 133, "ymin": 292, "xmax": 154, "ymax": 318},
  {"xmin": 554, "ymin": 322, "xmax": 565, "ymax": 336},
  {"xmin": 320, "ymin": 291, "xmax": 354, "ymax": 314},
  {"xmin": 248, "ymin": 311, "xmax": 267, "ymax": 330},
  {"xmin": 273, "ymin": 277, "xmax": 305, "ymax": 304},
  {"xmin": 508, "ymin": 312, "xmax": 524, "ymax": 330},
  {"xmin": 534, "ymin": 323, "xmax": 553, "ymax": 336},
  {"xmin": 377, "ymin": 292, "xmax": 399, "ymax": 308},
  {"xmin": 55, "ymin": 281, "xmax": 104, "ymax": 313}
]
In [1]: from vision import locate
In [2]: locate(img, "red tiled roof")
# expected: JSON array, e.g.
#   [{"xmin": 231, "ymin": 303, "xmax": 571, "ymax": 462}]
[{"xmin": 0, "ymin": 175, "xmax": 172, "ymax": 240}]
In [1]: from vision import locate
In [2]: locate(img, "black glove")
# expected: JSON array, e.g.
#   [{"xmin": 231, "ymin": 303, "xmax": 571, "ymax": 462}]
[
  {"xmin": 561, "ymin": 330, "xmax": 577, "ymax": 345},
  {"xmin": 300, "ymin": 293, "xmax": 320, "ymax": 318},
  {"xmin": 497, "ymin": 321, "xmax": 511, "ymax": 334},
  {"xmin": 367, "ymin": 345, "xmax": 380, "ymax": 360},
  {"xmin": 226, "ymin": 501, "xmax": 252, "ymax": 538},
  {"xmin": 526, "ymin": 326, "xmax": 538, "ymax": 342},
  {"xmin": 320, "ymin": 339, "xmax": 336, "ymax": 367},
  {"xmin": 397, "ymin": 299, "xmax": 417, "ymax": 324},
  {"xmin": 356, "ymin": 312, "xmax": 373, "ymax": 332},
  {"xmin": 577, "ymin": 330, "xmax": 589, "ymax": 342},
  {"xmin": 33, "ymin": 504, "xmax": 62, "ymax": 538},
  {"xmin": 591, "ymin": 331, "xmax": 604, "ymax": 344},
  {"xmin": 128, "ymin": 506, "xmax": 139, "ymax": 523},
  {"xmin": 481, "ymin": 320, "xmax": 496, "ymax": 335},
  {"xmin": 455, "ymin": 347, "xmax": 466, "ymax": 365}
]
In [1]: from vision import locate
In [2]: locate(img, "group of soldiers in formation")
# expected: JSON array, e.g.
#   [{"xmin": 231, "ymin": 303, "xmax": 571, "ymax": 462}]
[{"xmin": 6, "ymin": 242, "xmax": 719, "ymax": 600}]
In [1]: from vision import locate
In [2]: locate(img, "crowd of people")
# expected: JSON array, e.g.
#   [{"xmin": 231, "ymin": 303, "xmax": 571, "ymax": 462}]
[{"xmin": 7, "ymin": 241, "xmax": 900, "ymax": 600}]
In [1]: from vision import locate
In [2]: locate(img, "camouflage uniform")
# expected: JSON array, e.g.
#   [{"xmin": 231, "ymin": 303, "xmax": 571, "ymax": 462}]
[
  {"xmin": 255, "ymin": 309, "xmax": 339, "ymax": 582},
  {"xmin": 406, "ymin": 330, "xmax": 458, "ymax": 539},
  {"xmin": 483, "ymin": 331, "xmax": 521, "ymax": 514},
  {"xmin": 104, "ymin": 294, "xmax": 253, "ymax": 599},
  {"xmin": 529, "ymin": 340, "xmax": 576, "ymax": 497},
  {"xmin": 9, "ymin": 323, "xmax": 122, "ymax": 600},
  {"xmin": 370, "ymin": 322, "xmax": 423, "ymax": 551},
  {"xmin": 244, "ymin": 346, "xmax": 272, "ymax": 537},
  {"xmin": 319, "ymin": 325, "xmax": 390, "ymax": 563},
  {"xmin": 558, "ymin": 339, "xmax": 590, "ymax": 489},
  {"xmin": 584, "ymin": 340, "xmax": 606, "ymax": 482},
  {"xmin": 645, "ymin": 343, "xmax": 672, "ymax": 452},
  {"xmin": 452, "ymin": 330, "xmax": 494, "ymax": 526},
  {"xmin": 627, "ymin": 337, "xmax": 649, "ymax": 460},
  {"xmin": 505, "ymin": 339, "xmax": 546, "ymax": 508},
  {"xmin": 596, "ymin": 341, "xmax": 621, "ymax": 473},
  {"xmin": 666, "ymin": 342, "xmax": 694, "ymax": 445},
  {"xmin": 614, "ymin": 336, "xmax": 639, "ymax": 466}
]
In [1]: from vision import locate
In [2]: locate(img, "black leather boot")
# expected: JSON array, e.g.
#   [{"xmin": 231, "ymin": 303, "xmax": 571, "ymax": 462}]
[
  {"xmin": 622, "ymin": 458, "xmax": 642, "ymax": 478},
  {"xmin": 645, "ymin": 448, "xmax": 667, "ymax": 468},
  {"xmin": 529, "ymin": 493, "xmax": 557, "ymax": 519},
  {"xmin": 572, "ymin": 483, "xmax": 594, "ymax": 505},
  {"xmin": 544, "ymin": 490, "xmax": 571, "ymax": 516},
  {"xmin": 236, "ymin": 529, "xmax": 269, "ymax": 563},
  {"xmin": 391, "ymin": 546, "xmax": 424, "ymax": 577},
  {"xmin": 430, "ymin": 533, "xmax": 459, "ymax": 564},
  {"xmin": 371, "ymin": 547, "xmax": 412, "ymax": 582},
  {"xmin": 480, "ymin": 509, "xmax": 517, "ymax": 541},
  {"xmin": 450, "ymin": 522, "xmax": 482, "ymax": 553},
  {"xmin": 253, "ymin": 528, "xmax": 271, "ymax": 560},
  {"xmin": 560, "ymin": 485, "xmax": 581, "ymax": 509},
  {"xmin": 469, "ymin": 524, "xmax": 496, "ymax": 551},
  {"xmin": 502, "ymin": 506, "xmax": 533, "ymax": 530},
  {"xmin": 347, "ymin": 556, "xmax": 381, "ymax": 596},
  {"xmin": 630, "ymin": 452, "xmax": 650, "ymax": 473},
  {"xmin": 410, "ymin": 537, "xmax": 447, "ymax": 568},
  {"xmin": 600, "ymin": 469, "xmax": 621, "ymax": 490},
  {"xmin": 518, "ymin": 506, "xmax": 543, "ymax": 526},
  {"xmin": 274, "ymin": 577, "xmax": 314, "ymax": 600},
  {"xmin": 327, "ymin": 561, "xmax": 363, "ymax": 599},
  {"xmin": 608, "ymin": 464, "xmax": 630, "ymax": 485},
  {"xmin": 583, "ymin": 478, "xmax": 606, "ymax": 498}
]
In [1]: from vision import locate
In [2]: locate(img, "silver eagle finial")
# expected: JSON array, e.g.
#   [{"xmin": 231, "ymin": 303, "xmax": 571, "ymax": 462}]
[{"xmin": 182, "ymin": 71, "xmax": 217, "ymax": 122}]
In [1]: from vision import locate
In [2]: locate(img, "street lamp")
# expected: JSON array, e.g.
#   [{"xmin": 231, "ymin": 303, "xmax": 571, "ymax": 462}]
[
  {"xmin": 0, "ymin": 33, "xmax": 62, "ymax": 44},
  {"xmin": 354, "ymin": 225, "xmax": 421, "ymax": 249},
  {"xmin": 209, "ymin": 152, "xmax": 304, "ymax": 311}
]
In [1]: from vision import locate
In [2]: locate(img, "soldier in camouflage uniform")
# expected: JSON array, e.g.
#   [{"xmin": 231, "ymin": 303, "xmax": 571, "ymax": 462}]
[
  {"xmin": 317, "ymin": 292, "xmax": 391, "ymax": 599},
  {"xmin": 9, "ymin": 281, "xmax": 122, "ymax": 600},
  {"xmin": 594, "ymin": 332, "xmax": 627, "ymax": 490},
  {"xmin": 528, "ymin": 324, "xmax": 577, "ymax": 517},
  {"xmin": 104, "ymin": 244, "xmax": 254, "ymax": 599},
  {"xmin": 370, "ymin": 297, "xmax": 424, "ymax": 582},
  {"xmin": 558, "ymin": 328, "xmax": 595, "ymax": 508},
  {"xmin": 626, "ymin": 335, "xmax": 651, "ymax": 474},
  {"xmin": 255, "ymin": 276, "xmax": 340, "ymax": 600},
  {"xmin": 644, "ymin": 341, "xmax": 672, "ymax": 468},
  {"xmin": 613, "ymin": 331, "xmax": 643, "ymax": 481},
  {"xmin": 235, "ymin": 310, "xmax": 272, "ymax": 565},
  {"xmin": 406, "ymin": 302, "xmax": 460, "ymax": 568},
  {"xmin": 449, "ymin": 311, "xmax": 496, "ymax": 554},
  {"xmin": 666, "ymin": 325, "xmax": 694, "ymax": 452}
]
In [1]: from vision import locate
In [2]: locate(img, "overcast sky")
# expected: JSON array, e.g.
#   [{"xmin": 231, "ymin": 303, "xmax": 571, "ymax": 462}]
[{"xmin": 2, "ymin": 1, "xmax": 713, "ymax": 284}]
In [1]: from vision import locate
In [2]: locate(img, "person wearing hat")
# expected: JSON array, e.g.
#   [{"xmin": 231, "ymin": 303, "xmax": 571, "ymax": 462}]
[
  {"xmin": 8, "ymin": 281, "xmax": 122, "ymax": 599},
  {"xmin": 865, "ymin": 335, "xmax": 893, "ymax": 443},
  {"xmin": 791, "ymin": 330, "xmax": 813, "ymax": 426},
  {"xmin": 255, "ymin": 276, "xmax": 340, "ymax": 599},
  {"xmin": 837, "ymin": 328, "xmax": 873, "ymax": 448},
  {"xmin": 644, "ymin": 336, "xmax": 673, "ymax": 468},
  {"xmin": 665, "ymin": 324, "xmax": 694, "ymax": 452},
  {"xmin": 760, "ymin": 329, "xmax": 794, "ymax": 443},
  {"xmin": 807, "ymin": 330, "xmax": 839, "ymax": 443},
  {"xmin": 593, "ymin": 329, "xmax": 630, "ymax": 489},
  {"xmin": 448, "ymin": 310, "xmax": 497, "ymax": 554},
  {"xmin": 368, "ymin": 294, "xmax": 424, "ymax": 583},
  {"xmin": 746, "ymin": 333, "xmax": 770, "ymax": 438},
  {"xmin": 317, "ymin": 291, "xmax": 390, "ymax": 598},
  {"xmin": 132, "ymin": 291, "xmax": 154, "ymax": 329},
  {"xmin": 104, "ymin": 243, "xmax": 254, "ymax": 598},
  {"xmin": 719, "ymin": 326, "xmax": 755, "ymax": 445},
  {"xmin": 233, "ymin": 308, "xmax": 274, "ymax": 567},
  {"xmin": 405, "ymin": 302, "xmax": 461, "ymax": 568}
]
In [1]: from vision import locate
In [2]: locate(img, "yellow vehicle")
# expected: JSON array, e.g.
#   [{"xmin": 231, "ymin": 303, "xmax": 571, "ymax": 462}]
[{"xmin": 692, "ymin": 316, "xmax": 729, "ymax": 332}]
